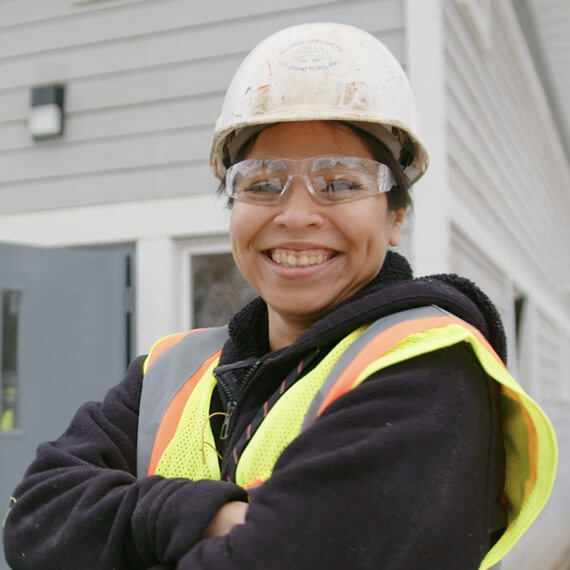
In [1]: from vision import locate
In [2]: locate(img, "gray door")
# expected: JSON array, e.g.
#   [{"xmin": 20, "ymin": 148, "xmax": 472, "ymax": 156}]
[{"xmin": 0, "ymin": 242, "xmax": 134, "ymax": 569}]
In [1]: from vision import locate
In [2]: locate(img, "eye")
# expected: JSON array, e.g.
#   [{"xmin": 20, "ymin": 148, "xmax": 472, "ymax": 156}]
[
  {"xmin": 323, "ymin": 180, "xmax": 362, "ymax": 193},
  {"xmin": 313, "ymin": 172, "xmax": 365, "ymax": 201},
  {"xmin": 323, "ymin": 180, "xmax": 365, "ymax": 201},
  {"xmin": 244, "ymin": 180, "xmax": 282, "ymax": 193},
  {"xmin": 238, "ymin": 176, "xmax": 285, "ymax": 202},
  {"xmin": 242, "ymin": 181, "xmax": 280, "ymax": 194}
]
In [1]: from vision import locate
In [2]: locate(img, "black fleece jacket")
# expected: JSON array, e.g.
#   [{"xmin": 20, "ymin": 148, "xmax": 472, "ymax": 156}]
[{"xmin": 3, "ymin": 252, "xmax": 507, "ymax": 570}]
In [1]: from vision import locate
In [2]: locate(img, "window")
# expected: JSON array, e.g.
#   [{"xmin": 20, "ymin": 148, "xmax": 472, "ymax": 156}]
[
  {"xmin": 514, "ymin": 293, "xmax": 527, "ymax": 352},
  {"xmin": 180, "ymin": 241, "xmax": 256, "ymax": 330},
  {"xmin": 191, "ymin": 252, "xmax": 256, "ymax": 328},
  {"xmin": 1, "ymin": 290, "xmax": 21, "ymax": 432}
]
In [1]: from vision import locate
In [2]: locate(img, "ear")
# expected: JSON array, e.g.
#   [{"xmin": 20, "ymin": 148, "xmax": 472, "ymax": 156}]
[{"xmin": 388, "ymin": 207, "xmax": 407, "ymax": 246}]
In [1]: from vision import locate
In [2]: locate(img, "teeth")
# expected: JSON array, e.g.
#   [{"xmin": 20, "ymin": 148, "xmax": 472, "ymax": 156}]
[{"xmin": 270, "ymin": 250, "xmax": 332, "ymax": 267}]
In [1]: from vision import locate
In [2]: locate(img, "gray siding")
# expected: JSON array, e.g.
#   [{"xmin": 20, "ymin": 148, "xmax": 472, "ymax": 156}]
[
  {"xmin": 0, "ymin": 0, "xmax": 405, "ymax": 214},
  {"xmin": 444, "ymin": 1, "xmax": 569, "ymax": 310},
  {"xmin": 444, "ymin": 2, "xmax": 570, "ymax": 568}
]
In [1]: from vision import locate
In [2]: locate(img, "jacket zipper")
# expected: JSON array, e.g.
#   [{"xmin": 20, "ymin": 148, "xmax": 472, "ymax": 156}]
[
  {"xmin": 219, "ymin": 399, "xmax": 236, "ymax": 441},
  {"xmin": 216, "ymin": 375, "xmax": 236, "ymax": 441},
  {"xmin": 217, "ymin": 359, "xmax": 262, "ymax": 441}
]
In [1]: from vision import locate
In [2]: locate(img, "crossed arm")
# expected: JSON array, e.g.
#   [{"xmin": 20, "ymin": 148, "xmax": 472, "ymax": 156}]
[{"xmin": 3, "ymin": 346, "xmax": 503, "ymax": 569}]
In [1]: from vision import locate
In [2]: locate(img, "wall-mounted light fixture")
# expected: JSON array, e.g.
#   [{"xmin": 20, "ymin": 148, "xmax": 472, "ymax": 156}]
[{"xmin": 29, "ymin": 84, "xmax": 65, "ymax": 141}]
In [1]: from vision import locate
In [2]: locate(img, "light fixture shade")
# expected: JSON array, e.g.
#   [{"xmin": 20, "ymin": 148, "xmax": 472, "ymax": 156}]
[{"xmin": 29, "ymin": 84, "xmax": 65, "ymax": 140}]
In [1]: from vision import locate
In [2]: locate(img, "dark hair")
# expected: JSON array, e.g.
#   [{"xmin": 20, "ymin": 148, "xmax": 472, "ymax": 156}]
[
  {"xmin": 216, "ymin": 121, "xmax": 413, "ymax": 211},
  {"xmin": 348, "ymin": 125, "xmax": 412, "ymax": 210}
]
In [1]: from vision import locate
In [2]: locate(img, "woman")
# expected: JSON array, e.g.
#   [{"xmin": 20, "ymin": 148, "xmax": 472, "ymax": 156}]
[{"xmin": 3, "ymin": 23, "xmax": 556, "ymax": 570}]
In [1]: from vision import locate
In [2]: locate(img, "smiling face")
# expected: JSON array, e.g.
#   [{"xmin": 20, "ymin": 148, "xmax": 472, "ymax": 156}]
[{"xmin": 229, "ymin": 121, "xmax": 406, "ymax": 349}]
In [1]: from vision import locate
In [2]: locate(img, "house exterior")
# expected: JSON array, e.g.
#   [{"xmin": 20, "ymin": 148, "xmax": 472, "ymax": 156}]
[{"xmin": 0, "ymin": 1, "xmax": 568, "ymax": 568}]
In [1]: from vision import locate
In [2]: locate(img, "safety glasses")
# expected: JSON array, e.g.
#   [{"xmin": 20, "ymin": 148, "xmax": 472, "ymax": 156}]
[{"xmin": 225, "ymin": 155, "xmax": 396, "ymax": 205}]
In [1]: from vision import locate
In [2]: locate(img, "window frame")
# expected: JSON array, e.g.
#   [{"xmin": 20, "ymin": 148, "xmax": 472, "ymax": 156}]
[
  {"xmin": 178, "ymin": 236, "xmax": 257, "ymax": 331},
  {"xmin": 1, "ymin": 289, "xmax": 22, "ymax": 433}
]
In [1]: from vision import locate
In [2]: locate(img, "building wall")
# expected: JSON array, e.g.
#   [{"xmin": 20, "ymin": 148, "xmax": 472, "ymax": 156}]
[
  {"xmin": 0, "ymin": 0, "xmax": 405, "ymax": 214},
  {"xmin": 443, "ymin": 1, "xmax": 570, "ymax": 567}
]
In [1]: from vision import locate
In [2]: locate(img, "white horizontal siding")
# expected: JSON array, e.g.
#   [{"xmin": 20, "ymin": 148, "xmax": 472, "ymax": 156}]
[
  {"xmin": 0, "ymin": 126, "xmax": 211, "ymax": 183},
  {"xmin": 535, "ymin": 308, "xmax": 561, "ymax": 401},
  {"xmin": 0, "ymin": 0, "xmax": 334, "ymax": 35},
  {"xmin": 444, "ymin": 3, "xmax": 570, "ymax": 568},
  {"xmin": 0, "ymin": 53, "xmax": 240, "ymax": 123},
  {"xmin": 0, "ymin": 0, "xmax": 405, "ymax": 213},
  {"xmin": 444, "ymin": 0, "xmax": 570, "ymax": 309},
  {"xmin": 527, "ymin": 0, "xmax": 570, "ymax": 153},
  {"xmin": 0, "ymin": 163, "xmax": 213, "ymax": 215},
  {"xmin": 449, "ymin": 227, "xmax": 509, "ymax": 314},
  {"xmin": 0, "ymin": 0, "xmax": 141, "ymax": 28},
  {"xmin": 0, "ymin": 95, "xmax": 223, "ymax": 152}
]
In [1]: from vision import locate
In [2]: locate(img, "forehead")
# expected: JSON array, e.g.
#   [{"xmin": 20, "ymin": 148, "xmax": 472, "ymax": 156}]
[{"xmin": 244, "ymin": 121, "xmax": 375, "ymax": 161}]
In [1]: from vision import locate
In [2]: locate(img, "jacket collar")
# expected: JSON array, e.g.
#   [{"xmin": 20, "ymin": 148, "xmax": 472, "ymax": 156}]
[{"xmin": 221, "ymin": 251, "xmax": 506, "ymax": 365}]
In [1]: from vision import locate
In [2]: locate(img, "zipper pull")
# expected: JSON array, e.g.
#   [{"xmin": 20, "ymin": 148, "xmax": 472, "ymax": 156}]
[{"xmin": 219, "ymin": 399, "xmax": 236, "ymax": 441}]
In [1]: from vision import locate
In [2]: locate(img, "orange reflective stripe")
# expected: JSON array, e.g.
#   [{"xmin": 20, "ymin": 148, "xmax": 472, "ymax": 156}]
[
  {"xmin": 520, "ymin": 393, "xmax": 538, "ymax": 495},
  {"xmin": 501, "ymin": 383, "xmax": 538, "ymax": 505},
  {"xmin": 244, "ymin": 478, "xmax": 264, "ymax": 491},
  {"xmin": 317, "ymin": 315, "xmax": 504, "ymax": 416},
  {"xmin": 147, "ymin": 349, "xmax": 222, "ymax": 475}
]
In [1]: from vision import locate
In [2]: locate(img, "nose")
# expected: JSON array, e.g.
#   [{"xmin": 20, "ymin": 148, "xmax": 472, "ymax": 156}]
[{"xmin": 273, "ymin": 175, "xmax": 324, "ymax": 229}]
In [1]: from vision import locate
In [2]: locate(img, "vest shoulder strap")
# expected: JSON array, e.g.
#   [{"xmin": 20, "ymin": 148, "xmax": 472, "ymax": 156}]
[
  {"xmin": 302, "ymin": 304, "xmax": 462, "ymax": 428},
  {"xmin": 137, "ymin": 326, "xmax": 228, "ymax": 476}
]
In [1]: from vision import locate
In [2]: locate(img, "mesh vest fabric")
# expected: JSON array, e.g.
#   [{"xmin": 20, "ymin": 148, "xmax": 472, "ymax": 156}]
[
  {"xmin": 153, "ymin": 357, "xmax": 221, "ymax": 480},
  {"xmin": 234, "ymin": 327, "xmax": 365, "ymax": 489}
]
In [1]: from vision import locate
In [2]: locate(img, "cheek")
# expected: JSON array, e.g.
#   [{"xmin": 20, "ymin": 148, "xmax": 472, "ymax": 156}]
[
  {"xmin": 341, "ymin": 202, "xmax": 391, "ymax": 252},
  {"xmin": 229, "ymin": 212, "xmax": 245, "ymax": 263},
  {"xmin": 229, "ymin": 206, "xmax": 251, "ymax": 244},
  {"xmin": 229, "ymin": 206, "xmax": 263, "ymax": 266}
]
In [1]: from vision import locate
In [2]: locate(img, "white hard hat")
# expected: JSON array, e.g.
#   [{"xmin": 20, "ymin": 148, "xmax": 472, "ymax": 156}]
[{"xmin": 210, "ymin": 22, "xmax": 429, "ymax": 184}]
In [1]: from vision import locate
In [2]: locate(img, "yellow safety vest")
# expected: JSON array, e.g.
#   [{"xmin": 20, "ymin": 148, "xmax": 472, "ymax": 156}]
[{"xmin": 137, "ymin": 305, "xmax": 557, "ymax": 570}]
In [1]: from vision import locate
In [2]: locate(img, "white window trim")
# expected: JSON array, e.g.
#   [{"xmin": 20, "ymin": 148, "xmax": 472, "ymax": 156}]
[{"xmin": 518, "ymin": 298, "xmax": 540, "ymax": 402}]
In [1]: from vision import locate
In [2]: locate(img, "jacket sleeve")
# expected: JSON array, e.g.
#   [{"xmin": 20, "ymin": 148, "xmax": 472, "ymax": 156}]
[
  {"xmin": 2, "ymin": 356, "xmax": 248, "ymax": 570},
  {"xmin": 178, "ymin": 344, "xmax": 506, "ymax": 570}
]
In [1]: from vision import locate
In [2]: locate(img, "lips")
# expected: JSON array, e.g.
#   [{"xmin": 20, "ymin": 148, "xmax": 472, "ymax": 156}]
[{"xmin": 268, "ymin": 248, "xmax": 336, "ymax": 268}]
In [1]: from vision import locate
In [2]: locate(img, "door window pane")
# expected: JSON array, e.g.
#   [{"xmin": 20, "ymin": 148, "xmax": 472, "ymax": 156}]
[
  {"xmin": 191, "ymin": 253, "xmax": 256, "ymax": 328},
  {"xmin": 1, "ymin": 290, "xmax": 21, "ymax": 432}
]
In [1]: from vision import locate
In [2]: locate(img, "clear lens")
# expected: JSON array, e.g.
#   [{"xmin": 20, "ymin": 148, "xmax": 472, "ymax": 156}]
[
  {"xmin": 231, "ymin": 159, "xmax": 289, "ymax": 203},
  {"xmin": 226, "ymin": 156, "xmax": 395, "ymax": 205}
]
